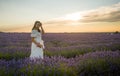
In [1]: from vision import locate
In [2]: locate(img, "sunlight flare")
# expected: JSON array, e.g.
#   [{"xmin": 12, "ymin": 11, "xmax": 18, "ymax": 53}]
[{"xmin": 63, "ymin": 12, "xmax": 83, "ymax": 21}]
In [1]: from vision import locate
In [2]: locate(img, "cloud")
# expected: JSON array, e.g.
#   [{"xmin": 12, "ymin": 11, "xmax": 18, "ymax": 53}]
[
  {"xmin": 80, "ymin": 2, "xmax": 120, "ymax": 22},
  {"xmin": 44, "ymin": 2, "xmax": 120, "ymax": 25},
  {"xmin": 44, "ymin": 17, "xmax": 75, "ymax": 26}
]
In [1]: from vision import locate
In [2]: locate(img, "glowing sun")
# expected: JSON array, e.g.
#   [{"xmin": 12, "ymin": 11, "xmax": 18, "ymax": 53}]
[{"xmin": 63, "ymin": 12, "xmax": 83, "ymax": 21}]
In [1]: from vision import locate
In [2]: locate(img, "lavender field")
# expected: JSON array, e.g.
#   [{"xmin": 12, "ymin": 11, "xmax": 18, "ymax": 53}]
[{"xmin": 0, "ymin": 32, "xmax": 120, "ymax": 76}]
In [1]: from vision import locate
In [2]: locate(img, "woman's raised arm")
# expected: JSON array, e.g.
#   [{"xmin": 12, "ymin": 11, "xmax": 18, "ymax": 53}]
[{"xmin": 40, "ymin": 26, "xmax": 45, "ymax": 34}]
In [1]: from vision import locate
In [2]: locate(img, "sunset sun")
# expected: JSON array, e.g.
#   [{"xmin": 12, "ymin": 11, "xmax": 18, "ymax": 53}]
[{"xmin": 63, "ymin": 12, "xmax": 83, "ymax": 21}]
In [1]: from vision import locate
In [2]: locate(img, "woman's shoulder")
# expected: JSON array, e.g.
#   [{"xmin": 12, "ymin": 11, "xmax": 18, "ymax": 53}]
[
  {"xmin": 32, "ymin": 29, "xmax": 41, "ymax": 34},
  {"xmin": 32, "ymin": 29, "xmax": 37, "ymax": 30},
  {"xmin": 32, "ymin": 29, "xmax": 38, "ymax": 32}
]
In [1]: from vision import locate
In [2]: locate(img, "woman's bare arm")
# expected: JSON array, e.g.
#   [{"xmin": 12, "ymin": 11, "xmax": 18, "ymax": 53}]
[
  {"xmin": 31, "ymin": 37, "xmax": 38, "ymax": 45},
  {"xmin": 31, "ymin": 37, "xmax": 42, "ymax": 48}
]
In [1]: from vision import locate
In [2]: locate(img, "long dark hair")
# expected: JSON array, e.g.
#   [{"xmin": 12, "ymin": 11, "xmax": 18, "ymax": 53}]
[{"xmin": 32, "ymin": 21, "xmax": 42, "ymax": 32}]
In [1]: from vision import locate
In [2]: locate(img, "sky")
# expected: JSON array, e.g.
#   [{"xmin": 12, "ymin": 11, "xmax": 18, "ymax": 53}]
[{"xmin": 0, "ymin": 0, "xmax": 120, "ymax": 33}]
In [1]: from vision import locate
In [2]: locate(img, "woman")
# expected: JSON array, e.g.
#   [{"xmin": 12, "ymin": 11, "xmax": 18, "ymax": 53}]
[{"xmin": 30, "ymin": 21, "xmax": 45, "ymax": 59}]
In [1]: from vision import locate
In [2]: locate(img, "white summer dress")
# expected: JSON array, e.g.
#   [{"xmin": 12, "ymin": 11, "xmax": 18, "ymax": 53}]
[{"xmin": 30, "ymin": 29, "xmax": 45, "ymax": 59}]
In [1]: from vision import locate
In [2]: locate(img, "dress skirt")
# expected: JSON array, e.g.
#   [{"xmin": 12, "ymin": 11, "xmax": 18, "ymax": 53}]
[{"xmin": 30, "ymin": 40, "xmax": 44, "ymax": 59}]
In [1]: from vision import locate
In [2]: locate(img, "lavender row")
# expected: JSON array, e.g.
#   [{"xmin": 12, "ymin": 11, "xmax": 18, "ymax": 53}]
[
  {"xmin": 0, "ymin": 32, "xmax": 120, "ymax": 49},
  {"xmin": 0, "ymin": 51, "xmax": 120, "ymax": 76}
]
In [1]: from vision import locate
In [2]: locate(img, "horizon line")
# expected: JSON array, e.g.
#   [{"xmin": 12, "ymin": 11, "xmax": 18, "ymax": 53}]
[{"xmin": 0, "ymin": 31, "xmax": 119, "ymax": 33}]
